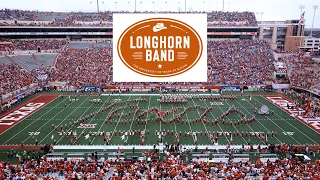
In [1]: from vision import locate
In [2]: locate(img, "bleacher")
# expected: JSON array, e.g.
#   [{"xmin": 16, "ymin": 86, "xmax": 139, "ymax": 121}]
[
  {"xmin": 35, "ymin": 14, "xmax": 55, "ymax": 21},
  {"xmin": 92, "ymin": 42, "xmax": 112, "ymax": 48},
  {"xmin": 9, "ymin": 55, "xmax": 35, "ymax": 70},
  {"xmin": 68, "ymin": 42, "xmax": 92, "ymax": 49},
  {"xmin": 0, "ymin": 56, "xmax": 13, "ymax": 65},
  {"xmin": 34, "ymin": 54, "xmax": 58, "ymax": 67},
  {"xmin": 9, "ymin": 55, "xmax": 36, "ymax": 70}
]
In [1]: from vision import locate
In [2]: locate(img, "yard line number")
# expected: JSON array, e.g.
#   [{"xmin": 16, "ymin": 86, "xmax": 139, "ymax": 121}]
[
  {"xmin": 282, "ymin": 132, "xmax": 294, "ymax": 136},
  {"xmin": 28, "ymin": 132, "xmax": 40, "ymax": 136}
]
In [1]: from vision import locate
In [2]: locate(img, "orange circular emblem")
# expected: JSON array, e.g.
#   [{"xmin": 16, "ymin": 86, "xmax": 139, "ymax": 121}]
[{"xmin": 117, "ymin": 18, "xmax": 203, "ymax": 77}]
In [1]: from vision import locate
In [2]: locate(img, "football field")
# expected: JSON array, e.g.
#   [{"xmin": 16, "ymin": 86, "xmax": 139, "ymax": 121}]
[{"xmin": 0, "ymin": 92, "xmax": 319, "ymax": 148}]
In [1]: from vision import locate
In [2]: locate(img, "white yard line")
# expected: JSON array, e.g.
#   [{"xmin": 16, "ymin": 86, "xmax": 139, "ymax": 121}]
[
  {"xmin": 91, "ymin": 104, "xmax": 117, "ymax": 144},
  {"xmin": 143, "ymin": 96, "xmax": 152, "ymax": 133},
  {"xmin": 201, "ymin": 99, "xmax": 247, "ymax": 144},
  {"xmin": 59, "ymin": 101, "xmax": 95, "ymax": 142},
  {"xmin": 240, "ymin": 97, "xmax": 297, "ymax": 144},
  {"xmin": 108, "ymin": 95, "xmax": 133, "ymax": 142},
  {"xmin": 229, "ymin": 99, "xmax": 283, "ymax": 144},
  {"xmin": 201, "ymin": 101, "xmax": 231, "ymax": 144},
  {"xmin": 57, "ymin": 96, "xmax": 111, "ymax": 144},
  {"xmin": 190, "ymin": 98, "xmax": 213, "ymax": 144},
  {"xmin": 171, "ymin": 105, "xmax": 178, "ymax": 135},
  {"xmin": 0, "ymin": 94, "xmax": 56, "ymax": 136},
  {"xmin": 182, "ymin": 104, "xmax": 195, "ymax": 143},
  {"xmin": 38, "ymin": 97, "xmax": 90, "ymax": 144},
  {"xmin": 124, "ymin": 95, "xmax": 142, "ymax": 143},
  {"xmin": 3, "ymin": 96, "xmax": 63, "ymax": 144},
  {"xmin": 255, "ymin": 96, "xmax": 317, "ymax": 144}
]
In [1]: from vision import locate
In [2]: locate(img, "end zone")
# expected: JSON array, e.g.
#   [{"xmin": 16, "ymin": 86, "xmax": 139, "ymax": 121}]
[
  {"xmin": 262, "ymin": 95, "xmax": 320, "ymax": 134},
  {"xmin": 0, "ymin": 94, "xmax": 59, "ymax": 134}
]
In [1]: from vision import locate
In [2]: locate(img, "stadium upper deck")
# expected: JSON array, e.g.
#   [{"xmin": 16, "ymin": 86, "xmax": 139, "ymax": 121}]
[
  {"xmin": 0, "ymin": 9, "xmax": 257, "ymax": 27},
  {"xmin": 0, "ymin": 9, "xmax": 258, "ymax": 39}
]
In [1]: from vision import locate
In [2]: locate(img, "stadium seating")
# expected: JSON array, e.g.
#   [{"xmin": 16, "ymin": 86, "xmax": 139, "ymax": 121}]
[
  {"xmin": 12, "ymin": 39, "xmax": 66, "ymax": 51},
  {"xmin": 0, "ymin": 56, "xmax": 13, "ymax": 65},
  {"xmin": 1, "ymin": 145, "xmax": 319, "ymax": 179},
  {"xmin": 92, "ymin": 42, "xmax": 112, "ymax": 48},
  {"xmin": 207, "ymin": 39, "xmax": 275, "ymax": 85},
  {"xmin": 285, "ymin": 53, "xmax": 320, "ymax": 90},
  {"xmin": 48, "ymin": 47, "xmax": 112, "ymax": 86},
  {"xmin": 0, "ymin": 9, "xmax": 258, "ymax": 27},
  {"xmin": 8, "ymin": 54, "xmax": 58, "ymax": 71},
  {"xmin": 68, "ymin": 42, "xmax": 92, "ymax": 49},
  {"xmin": 0, "ymin": 63, "xmax": 36, "ymax": 95},
  {"xmin": 34, "ymin": 54, "xmax": 58, "ymax": 67}
]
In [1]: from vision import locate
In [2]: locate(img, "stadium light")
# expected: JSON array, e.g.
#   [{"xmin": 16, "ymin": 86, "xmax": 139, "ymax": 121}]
[
  {"xmin": 299, "ymin": 5, "xmax": 305, "ymax": 15},
  {"xmin": 96, "ymin": 0, "xmax": 99, "ymax": 12},
  {"xmin": 311, "ymin": 5, "xmax": 318, "ymax": 37},
  {"xmin": 140, "ymin": 1, "xmax": 142, "ymax": 11},
  {"xmin": 222, "ymin": 0, "xmax": 225, "ymax": 12},
  {"xmin": 135, "ymin": 0, "xmax": 137, "ymax": 12},
  {"xmin": 165, "ymin": 2, "xmax": 168, "ymax": 12},
  {"xmin": 128, "ymin": 2, "xmax": 130, "ymax": 12},
  {"xmin": 90, "ymin": 0, "xmax": 100, "ymax": 12},
  {"xmin": 216, "ymin": 1, "xmax": 218, "ymax": 11},
  {"xmin": 178, "ymin": 2, "xmax": 181, "ymax": 12},
  {"xmin": 229, "ymin": 1, "xmax": 230, "ymax": 12},
  {"xmin": 153, "ymin": 2, "xmax": 155, "ymax": 12},
  {"xmin": 203, "ymin": 1, "xmax": 206, "ymax": 12},
  {"xmin": 185, "ymin": 0, "xmax": 187, "ymax": 12},
  {"xmin": 115, "ymin": 1, "xmax": 118, "ymax": 11},
  {"xmin": 102, "ymin": 2, "xmax": 106, "ymax": 12}
]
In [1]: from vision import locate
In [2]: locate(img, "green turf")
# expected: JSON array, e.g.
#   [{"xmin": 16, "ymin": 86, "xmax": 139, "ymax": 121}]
[{"xmin": 0, "ymin": 92, "xmax": 319, "ymax": 147}]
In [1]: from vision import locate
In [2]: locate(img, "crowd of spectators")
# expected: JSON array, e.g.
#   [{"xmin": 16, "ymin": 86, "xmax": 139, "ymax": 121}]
[
  {"xmin": 1, "ymin": 144, "xmax": 319, "ymax": 179},
  {"xmin": 0, "ymin": 39, "xmax": 66, "ymax": 52},
  {"xmin": 0, "ymin": 63, "xmax": 36, "ymax": 95},
  {"xmin": 0, "ymin": 9, "xmax": 257, "ymax": 27},
  {"xmin": 12, "ymin": 39, "xmax": 66, "ymax": 51},
  {"xmin": 284, "ymin": 53, "xmax": 320, "ymax": 90},
  {"xmin": 1, "ymin": 39, "xmax": 276, "ymax": 90},
  {"xmin": 207, "ymin": 11, "xmax": 257, "ymax": 27},
  {"xmin": 0, "ymin": 38, "xmax": 15, "ymax": 53},
  {"xmin": 0, "ymin": 43, "xmax": 14, "ymax": 52},
  {"xmin": 207, "ymin": 39, "xmax": 275, "ymax": 85},
  {"xmin": 48, "ymin": 47, "xmax": 112, "ymax": 87},
  {"xmin": 42, "ymin": 39, "xmax": 275, "ymax": 86}
]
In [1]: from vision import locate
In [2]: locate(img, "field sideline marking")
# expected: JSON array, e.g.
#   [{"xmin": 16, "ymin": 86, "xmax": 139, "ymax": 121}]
[
  {"xmin": 257, "ymin": 96, "xmax": 318, "ymax": 144},
  {"xmin": 38, "ymin": 97, "xmax": 90, "ymax": 144},
  {"xmin": 232, "ymin": 98, "xmax": 283, "ymax": 144},
  {"xmin": 0, "ymin": 95, "xmax": 58, "ymax": 136},
  {"xmin": 2, "ymin": 95, "xmax": 61, "ymax": 144}
]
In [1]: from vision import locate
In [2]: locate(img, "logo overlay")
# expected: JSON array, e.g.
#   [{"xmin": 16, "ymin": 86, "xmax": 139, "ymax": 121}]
[{"xmin": 113, "ymin": 14, "xmax": 207, "ymax": 82}]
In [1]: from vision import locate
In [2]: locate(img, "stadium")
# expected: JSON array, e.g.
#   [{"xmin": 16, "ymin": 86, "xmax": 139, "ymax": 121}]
[{"xmin": 0, "ymin": 0, "xmax": 320, "ymax": 179}]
